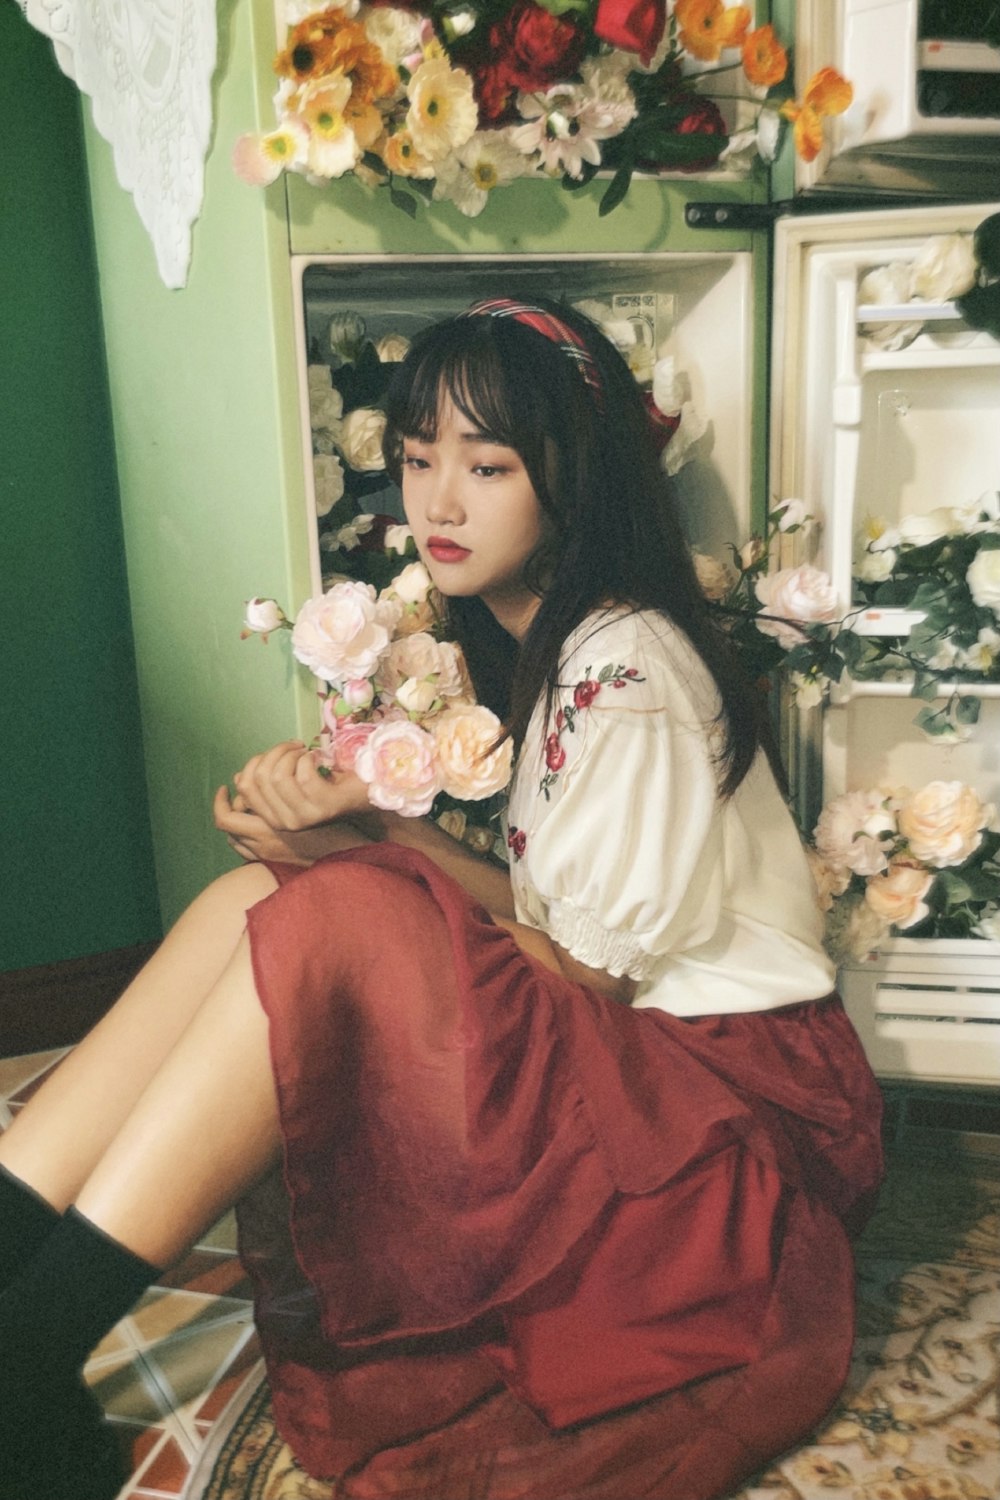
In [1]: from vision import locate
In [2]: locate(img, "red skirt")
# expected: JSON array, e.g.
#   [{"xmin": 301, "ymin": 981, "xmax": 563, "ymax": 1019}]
[{"xmin": 237, "ymin": 845, "xmax": 884, "ymax": 1500}]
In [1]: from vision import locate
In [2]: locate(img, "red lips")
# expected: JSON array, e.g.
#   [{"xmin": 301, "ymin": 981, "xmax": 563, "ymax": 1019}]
[{"xmin": 427, "ymin": 537, "xmax": 472, "ymax": 562}]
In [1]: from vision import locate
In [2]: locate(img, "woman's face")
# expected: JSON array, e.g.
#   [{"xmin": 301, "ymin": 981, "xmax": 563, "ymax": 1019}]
[{"xmin": 400, "ymin": 394, "xmax": 545, "ymax": 642}]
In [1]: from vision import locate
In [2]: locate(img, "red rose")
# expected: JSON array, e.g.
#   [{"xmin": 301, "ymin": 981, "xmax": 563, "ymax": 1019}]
[
  {"xmin": 573, "ymin": 679, "xmax": 601, "ymax": 709},
  {"xmin": 489, "ymin": 1, "xmax": 587, "ymax": 93},
  {"xmin": 672, "ymin": 96, "xmax": 728, "ymax": 173},
  {"xmin": 545, "ymin": 732, "xmax": 566, "ymax": 772},
  {"xmin": 641, "ymin": 391, "xmax": 682, "ymax": 454},
  {"xmin": 593, "ymin": 0, "xmax": 666, "ymax": 66},
  {"xmin": 472, "ymin": 61, "xmax": 519, "ymax": 125}
]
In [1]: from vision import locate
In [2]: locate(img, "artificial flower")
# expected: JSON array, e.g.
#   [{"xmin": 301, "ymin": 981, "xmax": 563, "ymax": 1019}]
[
  {"xmin": 740, "ymin": 24, "xmax": 787, "ymax": 90},
  {"xmin": 780, "ymin": 67, "xmax": 853, "ymax": 163},
  {"xmin": 754, "ymin": 565, "xmax": 840, "ymax": 649},
  {"xmin": 814, "ymin": 789, "xmax": 897, "ymax": 878},
  {"xmin": 432, "ymin": 131, "xmax": 527, "ymax": 215},
  {"xmin": 406, "ymin": 57, "xmax": 478, "ymax": 161},
  {"xmin": 967, "ymin": 547, "xmax": 1000, "ymax": 613},
  {"xmin": 375, "ymin": 333, "xmax": 411, "ymax": 362},
  {"xmin": 897, "ymin": 781, "xmax": 992, "ymax": 868},
  {"xmin": 354, "ymin": 718, "xmax": 442, "ymax": 815},
  {"xmin": 338, "ymin": 407, "xmax": 388, "ymax": 470},
  {"xmin": 313, "ymin": 453, "xmax": 347, "ymax": 515},
  {"xmin": 380, "ymin": 129, "xmax": 437, "ymax": 178},
  {"xmin": 232, "ymin": 120, "xmax": 309, "ymax": 185},
  {"xmin": 692, "ymin": 550, "xmax": 736, "ymax": 601},
  {"xmin": 910, "ymin": 232, "xmax": 978, "ymax": 302},
  {"xmin": 242, "ymin": 598, "xmax": 287, "ymax": 638},
  {"xmin": 592, "ymin": 0, "xmax": 667, "ymax": 66},
  {"xmin": 291, "ymin": 580, "xmax": 397, "ymax": 684},
  {"xmin": 430, "ymin": 705, "xmax": 515, "ymax": 799},
  {"xmin": 490, "ymin": 1, "xmax": 588, "ymax": 94},
  {"xmin": 673, "ymin": 0, "xmax": 750, "ymax": 64},
  {"xmin": 864, "ymin": 858, "xmax": 934, "ymax": 930}
]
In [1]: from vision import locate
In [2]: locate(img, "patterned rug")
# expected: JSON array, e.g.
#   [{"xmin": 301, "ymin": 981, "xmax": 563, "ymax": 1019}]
[{"xmin": 184, "ymin": 1153, "xmax": 1000, "ymax": 1500}]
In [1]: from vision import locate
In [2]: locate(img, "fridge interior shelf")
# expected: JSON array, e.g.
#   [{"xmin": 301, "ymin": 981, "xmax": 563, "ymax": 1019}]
[
  {"xmin": 828, "ymin": 676, "xmax": 1000, "ymax": 704},
  {"xmin": 839, "ymin": 939, "xmax": 1000, "ymax": 1085}
]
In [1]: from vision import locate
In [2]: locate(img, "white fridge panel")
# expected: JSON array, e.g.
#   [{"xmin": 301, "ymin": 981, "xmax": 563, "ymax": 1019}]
[
  {"xmin": 291, "ymin": 253, "xmax": 755, "ymax": 595},
  {"xmin": 821, "ymin": 695, "xmax": 1000, "ymax": 809}
]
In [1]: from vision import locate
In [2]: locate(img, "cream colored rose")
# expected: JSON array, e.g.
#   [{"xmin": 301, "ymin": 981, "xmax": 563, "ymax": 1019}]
[
  {"xmin": 363, "ymin": 6, "xmax": 423, "ymax": 64},
  {"xmin": 864, "ymin": 859, "xmax": 933, "ymax": 930},
  {"xmin": 772, "ymin": 498, "xmax": 813, "ymax": 534},
  {"xmin": 858, "ymin": 260, "xmax": 913, "ymax": 306},
  {"xmin": 291, "ymin": 581, "xmax": 395, "ymax": 685},
  {"xmin": 385, "ymin": 523, "xmax": 414, "ymax": 554},
  {"xmin": 338, "ymin": 408, "xmax": 387, "ymax": 471},
  {"xmin": 967, "ymin": 547, "xmax": 1000, "ymax": 614},
  {"xmin": 897, "ymin": 781, "xmax": 990, "ymax": 867},
  {"xmin": 857, "ymin": 548, "xmax": 897, "ymax": 583},
  {"xmin": 375, "ymin": 633, "xmax": 471, "ymax": 703},
  {"xmin": 313, "ymin": 453, "xmax": 345, "ymax": 516},
  {"xmin": 910, "ymin": 233, "xmax": 977, "ymax": 302},
  {"xmin": 692, "ymin": 551, "xmax": 736, "ymax": 602},
  {"xmin": 436, "ymin": 807, "xmax": 468, "ymax": 842},
  {"xmin": 395, "ymin": 676, "xmax": 441, "ymax": 716},
  {"xmin": 430, "ymin": 706, "xmax": 513, "ymax": 800},
  {"xmin": 391, "ymin": 560, "xmax": 433, "ymax": 604},
  {"xmin": 375, "ymin": 333, "xmax": 411, "ymax": 363},
  {"xmin": 754, "ymin": 566, "xmax": 840, "ymax": 650},
  {"xmin": 242, "ymin": 597, "xmax": 286, "ymax": 635},
  {"xmin": 975, "ymin": 907, "xmax": 1000, "ymax": 941},
  {"xmin": 814, "ymin": 789, "xmax": 897, "ymax": 877},
  {"xmin": 790, "ymin": 671, "xmax": 825, "ymax": 709},
  {"xmin": 307, "ymin": 365, "xmax": 344, "ymax": 434}
]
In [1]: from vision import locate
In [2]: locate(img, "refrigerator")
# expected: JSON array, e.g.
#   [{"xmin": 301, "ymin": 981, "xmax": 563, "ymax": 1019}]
[{"xmin": 78, "ymin": 0, "xmax": 1000, "ymax": 1087}]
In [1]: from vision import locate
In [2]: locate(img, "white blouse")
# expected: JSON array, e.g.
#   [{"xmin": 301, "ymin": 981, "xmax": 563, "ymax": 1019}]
[{"xmin": 506, "ymin": 609, "xmax": 836, "ymax": 1016}]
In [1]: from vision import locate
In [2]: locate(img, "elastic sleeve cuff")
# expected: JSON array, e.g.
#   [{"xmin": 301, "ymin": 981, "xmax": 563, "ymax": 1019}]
[{"xmin": 546, "ymin": 899, "xmax": 657, "ymax": 981}]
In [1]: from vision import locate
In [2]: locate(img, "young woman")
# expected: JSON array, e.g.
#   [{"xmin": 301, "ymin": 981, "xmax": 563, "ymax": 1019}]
[{"xmin": 0, "ymin": 298, "xmax": 883, "ymax": 1500}]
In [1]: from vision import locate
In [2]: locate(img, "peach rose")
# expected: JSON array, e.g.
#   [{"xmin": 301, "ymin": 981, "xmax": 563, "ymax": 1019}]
[
  {"xmin": 692, "ymin": 551, "xmax": 736, "ymax": 602},
  {"xmin": 864, "ymin": 859, "xmax": 933, "ymax": 930},
  {"xmin": 354, "ymin": 720, "xmax": 441, "ymax": 815},
  {"xmin": 897, "ymin": 781, "xmax": 991, "ymax": 867},
  {"xmin": 430, "ymin": 706, "xmax": 513, "ymax": 800},
  {"xmin": 375, "ymin": 633, "xmax": 472, "ymax": 703}
]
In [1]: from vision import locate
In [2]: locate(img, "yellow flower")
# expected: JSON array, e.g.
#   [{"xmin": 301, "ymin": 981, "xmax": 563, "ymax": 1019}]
[
  {"xmin": 405, "ymin": 58, "xmax": 478, "ymax": 161},
  {"xmin": 781, "ymin": 67, "xmax": 853, "ymax": 162},
  {"xmin": 742, "ymin": 23, "xmax": 788, "ymax": 89},
  {"xmin": 380, "ymin": 129, "xmax": 436, "ymax": 179},
  {"xmin": 674, "ymin": 0, "xmax": 751, "ymax": 63}
]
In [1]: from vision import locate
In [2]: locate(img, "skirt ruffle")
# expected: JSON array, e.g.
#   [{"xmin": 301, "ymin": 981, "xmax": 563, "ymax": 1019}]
[{"xmin": 236, "ymin": 845, "xmax": 883, "ymax": 1498}]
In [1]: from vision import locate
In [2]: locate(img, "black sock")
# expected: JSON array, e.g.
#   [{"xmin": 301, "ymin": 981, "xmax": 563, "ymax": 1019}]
[
  {"xmin": 0, "ymin": 1162, "xmax": 61, "ymax": 1290},
  {"xmin": 0, "ymin": 1208, "xmax": 160, "ymax": 1498}
]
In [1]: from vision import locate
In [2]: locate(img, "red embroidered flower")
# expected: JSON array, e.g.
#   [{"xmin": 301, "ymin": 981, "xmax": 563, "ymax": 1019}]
[
  {"xmin": 507, "ymin": 826, "xmax": 527, "ymax": 860},
  {"xmin": 573, "ymin": 679, "xmax": 602, "ymax": 709},
  {"xmin": 592, "ymin": 0, "xmax": 666, "ymax": 66},
  {"xmin": 489, "ymin": 1, "xmax": 587, "ymax": 93},
  {"xmin": 545, "ymin": 732, "xmax": 567, "ymax": 772}
]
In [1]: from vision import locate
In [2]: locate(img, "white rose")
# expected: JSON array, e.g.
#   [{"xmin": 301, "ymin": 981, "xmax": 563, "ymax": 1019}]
[
  {"xmin": 313, "ymin": 453, "xmax": 345, "ymax": 516},
  {"xmin": 897, "ymin": 507, "xmax": 963, "ymax": 545},
  {"xmin": 395, "ymin": 676, "xmax": 441, "ymax": 716},
  {"xmin": 307, "ymin": 365, "xmax": 343, "ymax": 434},
  {"xmin": 389, "ymin": 560, "xmax": 433, "ymax": 605},
  {"xmin": 974, "ymin": 906, "xmax": 1000, "ymax": 941},
  {"xmin": 955, "ymin": 490, "xmax": 1000, "ymax": 535},
  {"xmin": 858, "ymin": 260, "xmax": 913, "ymax": 307},
  {"xmin": 754, "ymin": 566, "xmax": 840, "ymax": 650},
  {"xmin": 897, "ymin": 780, "xmax": 990, "ymax": 867},
  {"xmin": 375, "ymin": 332, "xmax": 411, "ymax": 363},
  {"xmin": 242, "ymin": 597, "xmax": 286, "ymax": 635},
  {"xmin": 966, "ymin": 547, "xmax": 1000, "ymax": 613},
  {"xmin": 910, "ymin": 233, "xmax": 978, "ymax": 302},
  {"xmin": 857, "ymin": 549, "xmax": 897, "ymax": 583},
  {"xmin": 957, "ymin": 626, "xmax": 1000, "ymax": 673},
  {"xmin": 651, "ymin": 357, "xmax": 683, "ymax": 416},
  {"xmin": 291, "ymin": 580, "xmax": 394, "ymax": 685},
  {"xmin": 771, "ymin": 498, "xmax": 814, "ymax": 534},
  {"xmin": 329, "ymin": 311, "xmax": 367, "ymax": 361},
  {"xmin": 662, "ymin": 402, "xmax": 707, "ymax": 476},
  {"xmin": 338, "ymin": 408, "xmax": 387, "ymax": 471},
  {"xmin": 385, "ymin": 523, "xmax": 414, "ymax": 554},
  {"xmin": 692, "ymin": 551, "xmax": 736, "ymax": 602},
  {"xmin": 814, "ymin": 789, "xmax": 897, "ymax": 877},
  {"xmin": 331, "ymin": 514, "xmax": 375, "ymax": 552},
  {"xmin": 791, "ymin": 671, "xmax": 825, "ymax": 709}
]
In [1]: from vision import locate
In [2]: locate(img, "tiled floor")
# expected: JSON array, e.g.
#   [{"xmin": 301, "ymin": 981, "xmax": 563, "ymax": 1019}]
[{"xmin": 1, "ymin": 1048, "xmax": 263, "ymax": 1499}]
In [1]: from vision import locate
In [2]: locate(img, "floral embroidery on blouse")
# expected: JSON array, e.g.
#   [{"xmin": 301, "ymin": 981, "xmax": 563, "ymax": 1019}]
[
  {"xmin": 507, "ymin": 826, "xmax": 527, "ymax": 861},
  {"xmin": 539, "ymin": 663, "xmax": 644, "ymax": 800}
]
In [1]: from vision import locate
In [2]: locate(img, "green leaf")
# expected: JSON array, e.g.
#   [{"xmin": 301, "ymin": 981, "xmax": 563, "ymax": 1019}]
[
  {"xmin": 954, "ymin": 695, "xmax": 981, "ymax": 726},
  {"xmin": 599, "ymin": 161, "xmax": 634, "ymax": 217},
  {"xmin": 914, "ymin": 705, "xmax": 950, "ymax": 735},
  {"xmin": 388, "ymin": 183, "xmax": 418, "ymax": 218}
]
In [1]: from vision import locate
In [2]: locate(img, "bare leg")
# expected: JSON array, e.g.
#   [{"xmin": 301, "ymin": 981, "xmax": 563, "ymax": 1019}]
[
  {"xmin": 75, "ymin": 933, "xmax": 281, "ymax": 1267},
  {"xmin": 0, "ymin": 862, "xmax": 278, "ymax": 1212}
]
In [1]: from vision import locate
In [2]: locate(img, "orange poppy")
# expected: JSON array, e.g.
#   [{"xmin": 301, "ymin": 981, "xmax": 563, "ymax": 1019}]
[
  {"xmin": 674, "ymin": 0, "xmax": 751, "ymax": 63},
  {"xmin": 781, "ymin": 67, "xmax": 853, "ymax": 161},
  {"xmin": 275, "ymin": 9, "xmax": 351, "ymax": 82},
  {"xmin": 741, "ymin": 23, "xmax": 787, "ymax": 89}
]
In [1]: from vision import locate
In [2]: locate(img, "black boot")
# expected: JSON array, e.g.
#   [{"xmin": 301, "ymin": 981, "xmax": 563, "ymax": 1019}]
[
  {"xmin": 0, "ymin": 1163, "xmax": 61, "ymax": 1291},
  {"xmin": 0, "ymin": 1207, "xmax": 159, "ymax": 1500}
]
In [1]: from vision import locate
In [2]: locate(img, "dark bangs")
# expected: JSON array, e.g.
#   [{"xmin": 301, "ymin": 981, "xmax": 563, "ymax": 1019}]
[{"xmin": 383, "ymin": 315, "xmax": 574, "ymax": 519}]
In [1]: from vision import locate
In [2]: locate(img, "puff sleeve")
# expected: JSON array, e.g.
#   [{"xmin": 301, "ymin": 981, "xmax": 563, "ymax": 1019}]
[{"xmin": 507, "ymin": 614, "xmax": 726, "ymax": 981}]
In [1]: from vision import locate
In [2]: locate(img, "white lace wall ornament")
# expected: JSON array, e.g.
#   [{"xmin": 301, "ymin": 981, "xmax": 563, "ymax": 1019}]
[{"xmin": 21, "ymin": 0, "xmax": 217, "ymax": 289}]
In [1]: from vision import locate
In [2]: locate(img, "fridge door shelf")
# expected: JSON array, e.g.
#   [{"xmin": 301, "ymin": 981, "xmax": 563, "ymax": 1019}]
[
  {"xmin": 839, "ymin": 938, "xmax": 1000, "ymax": 1084},
  {"xmin": 827, "ymin": 675, "xmax": 1000, "ymax": 705}
]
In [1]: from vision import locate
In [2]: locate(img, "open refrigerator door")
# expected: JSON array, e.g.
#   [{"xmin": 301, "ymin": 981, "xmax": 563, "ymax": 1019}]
[{"xmin": 772, "ymin": 199, "xmax": 1000, "ymax": 1084}]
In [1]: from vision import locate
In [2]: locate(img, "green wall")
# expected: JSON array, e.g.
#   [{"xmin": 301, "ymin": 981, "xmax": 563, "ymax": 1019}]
[{"xmin": 1, "ymin": 4, "xmax": 161, "ymax": 972}]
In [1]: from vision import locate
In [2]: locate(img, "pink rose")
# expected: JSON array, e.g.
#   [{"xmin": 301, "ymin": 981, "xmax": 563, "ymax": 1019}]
[
  {"xmin": 330, "ymin": 720, "xmax": 379, "ymax": 773},
  {"xmin": 354, "ymin": 720, "xmax": 441, "ymax": 816},
  {"xmin": 755, "ymin": 566, "xmax": 840, "ymax": 650}
]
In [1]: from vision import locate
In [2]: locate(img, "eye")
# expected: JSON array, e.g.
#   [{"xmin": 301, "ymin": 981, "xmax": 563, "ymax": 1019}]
[
  {"xmin": 473, "ymin": 463, "xmax": 507, "ymax": 479},
  {"xmin": 402, "ymin": 452, "xmax": 430, "ymax": 470}
]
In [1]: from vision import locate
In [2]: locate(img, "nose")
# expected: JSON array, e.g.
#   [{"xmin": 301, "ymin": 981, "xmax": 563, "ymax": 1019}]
[{"xmin": 424, "ymin": 463, "xmax": 466, "ymax": 526}]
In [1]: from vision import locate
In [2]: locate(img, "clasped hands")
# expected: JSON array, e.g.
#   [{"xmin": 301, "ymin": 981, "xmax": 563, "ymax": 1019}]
[{"xmin": 213, "ymin": 740, "xmax": 376, "ymax": 866}]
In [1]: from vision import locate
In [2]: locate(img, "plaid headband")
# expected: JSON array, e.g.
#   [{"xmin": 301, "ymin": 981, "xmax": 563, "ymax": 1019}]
[{"xmin": 462, "ymin": 297, "xmax": 604, "ymax": 407}]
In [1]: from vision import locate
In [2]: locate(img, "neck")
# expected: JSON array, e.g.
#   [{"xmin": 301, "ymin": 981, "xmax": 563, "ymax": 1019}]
[{"xmin": 482, "ymin": 591, "xmax": 541, "ymax": 644}]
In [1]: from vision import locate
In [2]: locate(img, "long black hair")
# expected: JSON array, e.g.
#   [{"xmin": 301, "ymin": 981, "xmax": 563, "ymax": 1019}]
[{"xmin": 383, "ymin": 296, "xmax": 766, "ymax": 798}]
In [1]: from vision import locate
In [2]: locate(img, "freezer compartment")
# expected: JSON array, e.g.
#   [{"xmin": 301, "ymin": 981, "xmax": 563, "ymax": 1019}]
[
  {"xmin": 840, "ymin": 939, "xmax": 1000, "ymax": 1084},
  {"xmin": 291, "ymin": 253, "xmax": 755, "ymax": 593}
]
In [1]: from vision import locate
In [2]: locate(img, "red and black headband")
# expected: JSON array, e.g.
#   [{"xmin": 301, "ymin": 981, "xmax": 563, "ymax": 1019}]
[{"xmin": 462, "ymin": 297, "xmax": 604, "ymax": 408}]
